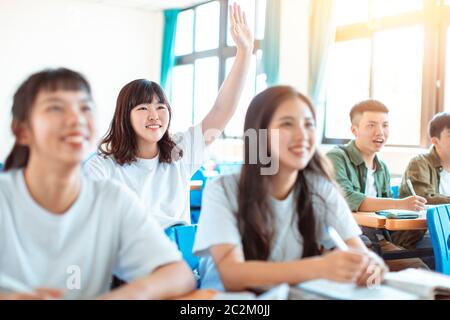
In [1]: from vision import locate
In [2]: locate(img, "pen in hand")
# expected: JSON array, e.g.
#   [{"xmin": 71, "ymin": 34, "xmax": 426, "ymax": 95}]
[
  {"xmin": 326, "ymin": 226, "xmax": 349, "ymax": 251},
  {"xmin": 406, "ymin": 179, "xmax": 416, "ymax": 196}
]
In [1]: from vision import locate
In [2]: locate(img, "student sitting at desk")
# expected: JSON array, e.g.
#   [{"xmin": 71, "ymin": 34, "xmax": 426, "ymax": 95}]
[
  {"xmin": 0, "ymin": 68, "xmax": 195, "ymax": 300},
  {"xmin": 193, "ymin": 86, "xmax": 387, "ymax": 292},
  {"xmin": 398, "ymin": 112, "xmax": 450, "ymax": 249},
  {"xmin": 83, "ymin": 4, "xmax": 253, "ymax": 228},
  {"xmin": 401, "ymin": 112, "xmax": 450, "ymax": 203},
  {"xmin": 326, "ymin": 100, "xmax": 428, "ymax": 270}
]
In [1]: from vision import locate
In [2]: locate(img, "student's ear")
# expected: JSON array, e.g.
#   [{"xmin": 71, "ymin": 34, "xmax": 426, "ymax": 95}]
[
  {"xmin": 12, "ymin": 119, "xmax": 31, "ymax": 146},
  {"xmin": 351, "ymin": 124, "xmax": 358, "ymax": 137},
  {"xmin": 431, "ymin": 136, "xmax": 439, "ymax": 147}
]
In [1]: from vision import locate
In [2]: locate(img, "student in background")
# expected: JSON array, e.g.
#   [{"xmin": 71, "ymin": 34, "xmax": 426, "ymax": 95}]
[
  {"xmin": 397, "ymin": 112, "xmax": 450, "ymax": 249},
  {"xmin": 83, "ymin": 4, "xmax": 254, "ymax": 228},
  {"xmin": 193, "ymin": 86, "xmax": 387, "ymax": 291},
  {"xmin": 401, "ymin": 112, "xmax": 450, "ymax": 203},
  {"xmin": 0, "ymin": 68, "xmax": 195, "ymax": 300},
  {"xmin": 326, "ymin": 100, "xmax": 428, "ymax": 270}
]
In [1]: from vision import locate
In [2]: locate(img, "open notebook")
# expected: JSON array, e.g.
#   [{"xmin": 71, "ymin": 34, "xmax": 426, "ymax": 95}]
[
  {"xmin": 384, "ymin": 268, "xmax": 450, "ymax": 299},
  {"xmin": 294, "ymin": 269, "xmax": 450, "ymax": 300},
  {"xmin": 376, "ymin": 209, "xmax": 422, "ymax": 219}
]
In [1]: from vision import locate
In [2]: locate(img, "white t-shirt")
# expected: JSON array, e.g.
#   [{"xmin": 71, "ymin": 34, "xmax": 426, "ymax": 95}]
[
  {"xmin": 439, "ymin": 169, "xmax": 450, "ymax": 196},
  {"xmin": 193, "ymin": 171, "xmax": 362, "ymax": 290},
  {"xmin": 0, "ymin": 170, "xmax": 182, "ymax": 300},
  {"xmin": 365, "ymin": 167, "xmax": 378, "ymax": 197},
  {"xmin": 83, "ymin": 125, "xmax": 207, "ymax": 228}
]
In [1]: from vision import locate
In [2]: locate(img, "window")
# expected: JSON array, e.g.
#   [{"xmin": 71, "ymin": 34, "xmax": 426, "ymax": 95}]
[
  {"xmin": 323, "ymin": 0, "xmax": 450, "ymax": 147},
  {"xmin": 170, "ymin": 0, "xmax": 267, "ymax": 136}
]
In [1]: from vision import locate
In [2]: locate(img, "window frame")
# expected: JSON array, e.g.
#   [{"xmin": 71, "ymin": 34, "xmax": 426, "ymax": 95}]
[
  {"xmin": 322, "ymin": 0, "xmax": 450, "ymax": 148},
  {"xmin": 172, "ymin": 0, "xmax": 264, "ymax": 138}
]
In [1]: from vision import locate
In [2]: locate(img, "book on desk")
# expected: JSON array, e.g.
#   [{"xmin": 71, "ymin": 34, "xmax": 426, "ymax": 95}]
[
  {"xmin": 376, "ymin": 209, "xmax": 421, "ymax": 219},
  {"xmin": 293, "ymin": 268, "xmax": 450, "ymax": 300}
]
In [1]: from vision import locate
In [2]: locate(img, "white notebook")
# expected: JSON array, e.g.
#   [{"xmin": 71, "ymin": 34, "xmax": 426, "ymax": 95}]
[
  {"xmin": 384, "ymin": 268, "xmax": 450, "ymax": 299},
  {"xmin": 296, "ymin": 269, "xmax": 450, "ymax": 300},
  {"xmin": 297, "ymin": 279, "xmax": 420, "ymax": 300}
]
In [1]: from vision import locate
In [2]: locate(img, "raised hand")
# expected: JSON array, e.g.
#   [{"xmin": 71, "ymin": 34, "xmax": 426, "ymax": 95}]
[{"xmin": 229, "ymin": 3, "xmax": 254, "ymax": 53}]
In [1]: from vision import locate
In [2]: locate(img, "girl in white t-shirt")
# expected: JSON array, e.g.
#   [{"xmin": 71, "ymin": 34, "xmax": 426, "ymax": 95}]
[
  {"xmin": 193, "ymin": 86, "xmax": 388, "ymax": 291},
  {"xmin": 83, "ymin": 4, "xmax": 254, "ymax": 228},
  {"xmin": 0, "ymin": 68, "xmax": 195, "ymax": 300}
]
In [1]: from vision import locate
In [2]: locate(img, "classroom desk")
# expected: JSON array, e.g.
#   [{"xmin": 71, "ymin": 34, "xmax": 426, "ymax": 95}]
[
  {"xmin": 352, "ymin": 212, "xmax": 433, "ymax": 260},
  {"xmin": 190, "ymin": 180, "xmax": 203, "ymax": 191},
  {"xmin": 352, "ymin": 212, "xmax": 428, "ymax": 231},
  {"xmin": 175, "ymin": 287, "xmax": 449, "ymax": 300},
  {"xmin": 177, "ymin": 289, "xmax": 218, "ymax": 300}
]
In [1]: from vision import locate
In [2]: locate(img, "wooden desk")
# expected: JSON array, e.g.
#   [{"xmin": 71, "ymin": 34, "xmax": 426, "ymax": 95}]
[
  {"xmin": 190, "ymin": 180, "xmax": 203, "ymax": 191},
  {"xmin": 176, "ymin": 289, "xmax": 218, "ymax": 300},
  {"xmin": 352, "ymin": 212, "xmax": 432, "ymax": 260},
  {"xmin": 352, "ymin": 212, "xmax": 428, "ymax": 231}
]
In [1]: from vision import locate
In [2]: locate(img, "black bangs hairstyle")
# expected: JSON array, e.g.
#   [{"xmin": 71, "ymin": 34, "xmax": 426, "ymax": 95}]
[
  {"xmin": 4, "ymin": 68, "xmax": 92, "ymax": 171},
  {"xmin": 99, "ymin": 79, "xmax": 181, "ymax": 165}
]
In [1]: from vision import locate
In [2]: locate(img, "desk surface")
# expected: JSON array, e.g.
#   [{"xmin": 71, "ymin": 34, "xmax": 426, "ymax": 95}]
[
  {"xmin": 177, "ymin": 289, "xmax": 217, "ymax": 300},
  {"xmin": 352, "ymin": 212, "xmax": 428, "ymax": 231}
]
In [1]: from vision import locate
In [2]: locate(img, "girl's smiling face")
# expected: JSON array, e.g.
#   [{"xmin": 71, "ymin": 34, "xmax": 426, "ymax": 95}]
[
  {"xmin": 129, "ymin": 96, "xmax": 170, "ymax": 146},
  {"xmin": 268, "ymin": 96, "xmax": 316, "ymax": 172},
  {"xmin": 17, "ymin": 89, "xmax": 95, "ymax": 166}
]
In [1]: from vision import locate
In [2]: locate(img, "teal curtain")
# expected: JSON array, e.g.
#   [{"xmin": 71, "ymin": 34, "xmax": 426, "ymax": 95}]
[
  {"xmin": 308, "ymin": 0, "xmax": 336, "ymax": 106},
  {"xmin": 262, "ymin": 0, "xmax": 281, "ymax": 86},
  {"xmin": 160, "ymin": 9, "xmax": 180, "ymax": 92}
]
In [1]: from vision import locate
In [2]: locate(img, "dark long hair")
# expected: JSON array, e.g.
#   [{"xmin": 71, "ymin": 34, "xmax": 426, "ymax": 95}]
[
  {"xmin": 4, "ymin": 68, "xmax": 92, "ymax": 171},
  {"xmin": 98, "ymin": 79, "xmax": 181, "ymax": 165},
  {"xmin": 237, "ymin": 86, "xmax": 334, "ymax": 260}
]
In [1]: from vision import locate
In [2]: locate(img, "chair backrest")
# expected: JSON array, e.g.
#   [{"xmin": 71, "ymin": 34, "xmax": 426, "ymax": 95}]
[
  {"xmin": 165, "ymin": 225, "xmax": 199, "ymax": 271},
  {"xmin": 427, "ymin": 205, "xmax": 450, "ymax": 275},
  {"xmin": 390, "ymin": 185, "xmax": 399, "ymax": 199}
]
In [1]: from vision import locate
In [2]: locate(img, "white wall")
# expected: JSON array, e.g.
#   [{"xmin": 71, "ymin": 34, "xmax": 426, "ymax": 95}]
[
  {"xmin": 279, "ymin": 0, "xmax": 310, "ymax": 92},
  {"xmin": 0, "ymin": 0, "xmax": 163, "ymax": 162}
]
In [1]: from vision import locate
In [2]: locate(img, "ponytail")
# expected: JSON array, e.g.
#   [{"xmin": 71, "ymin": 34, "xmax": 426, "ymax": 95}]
[{"xmin": 4, "ymin": 144, "xmax": 29, "ymax": 171}]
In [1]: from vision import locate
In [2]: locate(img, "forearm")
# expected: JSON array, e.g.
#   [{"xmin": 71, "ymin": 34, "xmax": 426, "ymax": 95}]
[
  {"xmin": 218, "ymin": 257, "xmax": 323, "ymax": 292},
  {"xmin": 99, "ymin": 262, "xmax": 196, "ymax": 300},
  {"xmin": 202, "ymin": 49, "xmax": 252, "ymax": 141},
  {"xmin": 358, "ymin": 197, "xmax": 398, "ymax": 212}
]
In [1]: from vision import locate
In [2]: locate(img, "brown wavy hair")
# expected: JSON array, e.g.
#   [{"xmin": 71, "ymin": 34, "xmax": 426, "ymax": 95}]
[
  {"xmin": 99, "ymin": 79, "xmax": 181, "ymax": 165},
  {"xmin": 4, "ymin": 68, "xmax": 92, "ymax": 171},
  {"xmin": 237, "ymin": 86, "xmax": 334, "ymax": 260}
]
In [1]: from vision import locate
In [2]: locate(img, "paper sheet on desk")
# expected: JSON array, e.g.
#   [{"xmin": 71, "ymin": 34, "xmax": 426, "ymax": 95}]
[{"xmin": 297, "ymin": 279, "xmax": 420, "ymax": 300}]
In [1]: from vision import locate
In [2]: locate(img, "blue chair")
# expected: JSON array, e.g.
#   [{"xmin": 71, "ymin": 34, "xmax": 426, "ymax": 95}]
[
  {"xmin": 427, "ymin": 205, "xmax": 450, "ymax": 275},
  {"xmin": 190, "ymin": 167, "xmax": 215, "ymax": 208},
  {"xmin": 165, "ymin": 225, "xmax": 199, "ymax": 271},
  {"xmin": 391, "ymin": 185, "xmax": 399, "ymax": 199},
  {"xmin": 190, "ymin": 208, "xmax": 201, "ymax": 225},
  {"xmin": 190, "ymin": 187, "xmax": 203, "ymax": 209},
  {"xmin": 0, "ymin": 163, "xmax": 3, "ymax": 172}
]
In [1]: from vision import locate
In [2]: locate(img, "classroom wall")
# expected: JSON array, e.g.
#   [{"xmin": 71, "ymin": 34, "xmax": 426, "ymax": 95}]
[{"xmin": 0, "ymin": 0, "xmax": 162, "ymax": 162}]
